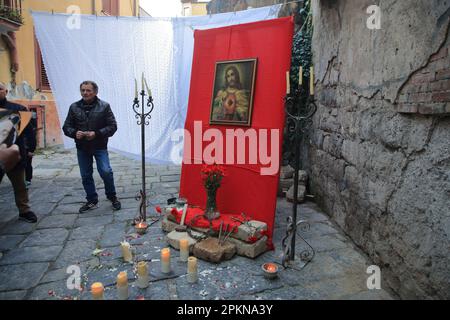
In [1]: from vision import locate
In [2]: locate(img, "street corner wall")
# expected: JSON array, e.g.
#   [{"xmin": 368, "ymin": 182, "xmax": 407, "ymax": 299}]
[{"xmin": 309, "ymin": 0, "xmax": 450, "ymax": 299}]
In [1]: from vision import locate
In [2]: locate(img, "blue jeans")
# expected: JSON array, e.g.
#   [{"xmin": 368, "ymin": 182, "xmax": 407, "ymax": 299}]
[{"xmin": 77, "ymin": 149, "xmax": 116, "ymax": 202}]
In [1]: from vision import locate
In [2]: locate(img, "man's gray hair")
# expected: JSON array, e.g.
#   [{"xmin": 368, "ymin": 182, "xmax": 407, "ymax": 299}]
[{"xmin": 80, "ymin": 80, "xmax": 99, "ymax": 93}]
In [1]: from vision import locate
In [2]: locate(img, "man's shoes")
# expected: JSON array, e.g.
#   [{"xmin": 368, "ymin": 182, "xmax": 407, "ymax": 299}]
[
  {"xmin": 19, "ymin": 211, "xmax": 37, "ymax": 223},
  {"xmin": 79, "ymin": 200, "xmax": 99, "ymax": 213},
  {"xmin": 109, "ymin": 196, "xmax": 121, "ymax": 211}
]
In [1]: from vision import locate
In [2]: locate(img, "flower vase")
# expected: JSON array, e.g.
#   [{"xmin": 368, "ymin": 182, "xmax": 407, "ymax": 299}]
[{"xmin": 205, "ymin": 188, "xmax": 220, "ymax": 221}]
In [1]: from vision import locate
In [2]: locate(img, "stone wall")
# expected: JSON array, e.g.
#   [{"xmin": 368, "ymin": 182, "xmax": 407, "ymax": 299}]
[{"xmin": 310, "ymin": 0, "xmax": 450, "ymax": 299}]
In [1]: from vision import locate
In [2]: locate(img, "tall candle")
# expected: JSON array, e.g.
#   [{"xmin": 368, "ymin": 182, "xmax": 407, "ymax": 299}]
[
  {"xmin": 141, "ymin": 72, "xmax": 145, "ymax": 92},
  {"xmin": 179, "ymin": 239, "xmax": 189, "ymax": 262},
  {"xmin": 137, "ymin": 261, "xmax": 149, "ymax": 289},
  {"xmin": 161, "ymin": 248, "xmax": 171, "ymax": 274},
  {"xmin": 310, "ymin": 66, "xmax": 314, "ymax": 95},
  {"xmin": 116, "ymin": 271, "xmax": 128, "ymax": 300},
  {"xmin": 299, "ymin": 66, "xmax": 303, "ymax": 86},
  {"xmin": 120, "ymin": 241, "xmax": 133, "ymax": 263},
  {"xmin": 187, "ymin": 256, "xmax": 198, "ymax": 283},
  {"xmin": 134, "ymin": 78, "xmax": 138, "ymax": 99},
  {"xmin": 91, "ymin": 282, "xmax": 104, "ymax": 300},
  {"xmin": 286, "ymin": 71, "xmax": 290, "ymax": 94},
  {"xmin": 144, "ymin": 78, "xmax": 152, "ymax": 97}
]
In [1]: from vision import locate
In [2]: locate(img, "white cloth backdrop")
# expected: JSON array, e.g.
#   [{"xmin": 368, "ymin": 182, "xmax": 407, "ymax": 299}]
[{"xmin": 32, "ymin": 5, "xmax": 281, "ymax": 163}]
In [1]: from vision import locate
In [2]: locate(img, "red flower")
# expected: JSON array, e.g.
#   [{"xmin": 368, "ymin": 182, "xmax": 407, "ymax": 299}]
[
  {"xmin": 171, "ymin": 208, "xmax": 179, "ymax": 215},
  {"xmin": 247, "ymin": 236, "xmax": 258, "ymax": 243},
  {"xmin": 259, "ymin": 229, "xmax": 268, "ymax": 237},
  {"xmin": 155, "ymin": 206, "xmax": 162, "ymax": 214}
]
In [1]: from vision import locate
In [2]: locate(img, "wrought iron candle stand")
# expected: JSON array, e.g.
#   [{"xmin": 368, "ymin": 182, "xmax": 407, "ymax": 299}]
[
  {"xmin": 132, "ymin": 84, "xmax": 154, "ymax": 223},
  {"xmin": 281, "ymin": 86, "xmax": 317, "ymax": 269}
]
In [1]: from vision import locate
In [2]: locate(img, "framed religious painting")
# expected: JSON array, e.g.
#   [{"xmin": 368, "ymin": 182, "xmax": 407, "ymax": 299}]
[{"xmin": 210, "ymin": 58, "xmax": 257, "ymax": 126}]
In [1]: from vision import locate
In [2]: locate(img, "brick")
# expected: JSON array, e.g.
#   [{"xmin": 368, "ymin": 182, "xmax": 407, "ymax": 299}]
[
  {"xmin": 432, "ymin": 91, "xmax": 450, "ymax": 102},
  {"xmin": 412, "ymin": 72, "xmax": 435, "ymax": 84},
  {"xmin": 418, "ymin": 103, "xmax": 446, "ymax": 114},
  {"xmin": 430, "ymin": 47, "xmax": 448, "ymax": 61},
  {"xmin": 395, "ymin": 103, "xmax": 418, "ymax": 113},
  {"xmin": 435, "ymin": 69, "xmax": 450, "ymax": 81},
  {"xmin": 409, "ymin": 92, "xmax": 432, "ymax": 103}
]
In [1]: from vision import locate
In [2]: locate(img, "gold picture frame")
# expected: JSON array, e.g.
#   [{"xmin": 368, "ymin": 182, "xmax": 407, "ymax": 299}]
[{"xmin": 210, "ymin": 58, "xmax": 257, "ymax": 126}]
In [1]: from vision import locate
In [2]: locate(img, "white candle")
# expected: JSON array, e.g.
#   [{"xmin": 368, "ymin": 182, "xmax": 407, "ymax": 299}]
[
  {"xmin": 187, "ymin": 256, "xmax": 198, "ymax": 283},
  {"xmin": 310, "ymin": 66, "xmax": 314, "ymax": 95},
  {"xmin": 134, "ymin": 79, "xmax": 138, "ymax": 99},
  {"xmin": 161, "ymin": 248, "xmax": 171, "ymax": 274},
  {"xmin": 91, "ymin": 282, "xmax": 104, "ymax": 300},
  {"xmin": 116, "ymin": 271, "xmax": 129, "ymax": 300},
  {"xmin": 286, "ymin": 71, "xmax": 290, "ymax": 94},
  {"xmin": 144, "ymin": 78, "xmax": 152, "ymax": 97},
  {"xmin": 179, "ymin": 239, "xmax": 189, "ymax": 262},
  {"xmin": 299, "ymin": 66, "xmax": 303, "ymax": 86},
  {"xmin": 120, "ymin": 241, "xmax": 133, "ymax": 263},
  {"xmin": 136, "ymin": 261, "xmax": 149, "ymax": 289}
]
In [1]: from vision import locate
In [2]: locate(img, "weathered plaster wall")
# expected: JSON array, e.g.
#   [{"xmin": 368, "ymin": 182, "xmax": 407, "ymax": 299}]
[{"xmin": 310, "ymin": 0, "xmax": 450, "ymax": 299}]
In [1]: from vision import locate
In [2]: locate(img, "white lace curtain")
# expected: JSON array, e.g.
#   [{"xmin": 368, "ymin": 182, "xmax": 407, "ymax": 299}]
[{"xmin": 32, "ymin": 5, "xmax": 281, "ymax": 163}]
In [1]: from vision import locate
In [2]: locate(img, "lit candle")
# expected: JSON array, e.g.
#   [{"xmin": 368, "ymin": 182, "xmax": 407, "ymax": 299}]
[
  {"xmin": 187, "ymin": 256, "xmax": 198, "ymax": 283},
  {"xmin": 134, "ymin": 78, "xmax": 138, "ymax": 99},
  {"xmin": 116, "ymin": 271, "xmax": 128, "ymax": 300},
  {"xmin": 91, "ymin": 282, "xmax": 104, "ymax": 300},
  {"xmin": 286, "ymin": 71, "xmax": 290, "ymax": 94},
  {"xmin": 310, "ymin": 66, "xmax": 314, "ymax": 95},
  {"xmin": 299, "ymin": 66, "xmax": 303, "ymax": 86},
  {"xmin": 179, "ymin": 239, "xmax": 189, "ymax": 262},
  {"xmin": 120, "ymin": 241, "xmax": 133, "ymax": 263},
  {"xmin": 161, "ymin": 248, "xmax": 171, "ymax": 274},
  {"xmin": 144, "ymin": 78, "xmax": 152, "ymax": 97},
  {"xmin": 136, "ymin": 261, "xmax": 149, "ymax": 289}
]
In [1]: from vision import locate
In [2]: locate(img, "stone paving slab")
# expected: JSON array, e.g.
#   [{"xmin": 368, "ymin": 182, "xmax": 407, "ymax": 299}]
[
  {"xmin": 37, "ymin": 214, "xmax": 78, "ymax": 230},
  {"xmin": 0, "ymin": 246, "xmax": 62, "ymax": 266},
  {"xmin": 0, "ymin": 235, "xmax": 25, "ymax": 251},
  {"xmin": 20, "ymin": 228, "xmax": 69, "ymax": 247},
  {"xmin": 0, "ymin": 148, "xmax": 396, "ymax": 300},
  {"xmin": 0, "ymin": 263, "xmax": 49, "ymax": 291}
]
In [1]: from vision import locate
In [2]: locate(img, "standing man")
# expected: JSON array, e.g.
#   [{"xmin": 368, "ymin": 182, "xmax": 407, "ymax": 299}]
[
  {"xmin": 0, "ymin": 82, "xmax": 38, "ymax": 223},
  {"xmin": 63, "ymin": 81, "xmax": 121, "ymax": 213}
]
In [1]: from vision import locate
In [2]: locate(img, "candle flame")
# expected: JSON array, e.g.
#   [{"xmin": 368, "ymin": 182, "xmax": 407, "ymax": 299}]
[{"xmin": 265, "ymin": 263, "xmax": 277, "ymax": 273}]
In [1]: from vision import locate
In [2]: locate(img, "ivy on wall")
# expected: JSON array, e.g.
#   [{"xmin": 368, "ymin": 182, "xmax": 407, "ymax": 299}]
[{"xmin": 282, "ymin": 0, "xmax": 313, "ymax": 166}]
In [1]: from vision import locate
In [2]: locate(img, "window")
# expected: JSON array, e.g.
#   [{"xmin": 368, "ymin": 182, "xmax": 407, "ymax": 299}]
[
  {"xmin": 34, "ymin": 35, "xmax": 50, "ymax": 91},
  {"xmin": 102, "ymin": 0, "xmax": 119, "ymax": 16}
]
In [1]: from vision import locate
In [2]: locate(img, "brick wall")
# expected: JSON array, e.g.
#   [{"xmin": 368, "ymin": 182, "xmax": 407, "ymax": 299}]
[{"xmin": 396, "ymin": 39, "xmax": 450, "ymax": 115}]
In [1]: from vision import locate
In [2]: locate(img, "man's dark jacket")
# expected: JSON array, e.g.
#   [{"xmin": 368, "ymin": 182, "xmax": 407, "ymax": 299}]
[
  {"xmin": 0, "ymin": 98, "xmax": 36, "ymax": 169},
  {"xmin": 62, "ymin": 97, "xmax": 117, "ymax": 152}
]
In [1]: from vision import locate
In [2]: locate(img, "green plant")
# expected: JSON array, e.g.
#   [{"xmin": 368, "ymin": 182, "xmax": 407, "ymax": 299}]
[
  {"xmin": 0, "ymin": 6, "xmax": 24, "ymax": 24},
  {"xmin": 283, "ymin": 0, "xmax": 313, "ymax": 166}
]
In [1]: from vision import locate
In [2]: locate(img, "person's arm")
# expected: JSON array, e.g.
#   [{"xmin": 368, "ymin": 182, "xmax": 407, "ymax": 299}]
[
  {"xmin": 62, "ymin": 106, "xmax": 78, "ymax": 139},
  {"xmin": 0, "ymin": 144, "xmax": 20, "ymax": 173},
  {"xmin": 23, "ymin": 118, "xmax": 37, "ymax": 154},
  {"xmin": 95, "ymin": 103, "xmax": 117, "ymax": 138}
]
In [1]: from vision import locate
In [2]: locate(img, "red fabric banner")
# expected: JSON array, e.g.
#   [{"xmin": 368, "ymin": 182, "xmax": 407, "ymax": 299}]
[{"xmin": 179, "ymin": 17, "xmax": 294, "ymax": 245}]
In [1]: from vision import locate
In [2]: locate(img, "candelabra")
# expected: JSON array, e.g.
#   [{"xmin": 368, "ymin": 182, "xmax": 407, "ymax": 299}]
[
  {"xmin": 281, "ymin": 85, "xmax": 317, "ymax": 268},
  {"xmin": 132, "ymin": 75, "xmax": 154, "ymax": 222}
]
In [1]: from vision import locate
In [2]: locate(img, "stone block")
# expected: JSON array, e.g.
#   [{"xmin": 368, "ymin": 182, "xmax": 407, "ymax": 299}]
[
  {"xmin": 231, "ymin": 220, "xmax": 267, "ymax": 242},
  {"xmin": 279, "ymin": 178, "xmax": 293, "ymax": 191},
  {"xmin": 286, "ymin": 185, "xmax": 306, "ymax": 203},
  {"xmin": 162, "ymin": 215, "xmax": 179, "ymax": 233},
  {"xmin": 280, "ymin": 165, "xmax": 295, "ymax": 179},
  {"xmin": 227, "ymin": 236, "xmax": 268, "ymax": 259},
  {"xmin": 166, "ymin": 231, "xmax": 197, "ymax": 253},
  {"xmin": 298, "ymin": 170, "xmax": 308, "ymax": 184},
  {"xmin": 193, "ymin": 238, "xmax": 236, "ymax": 263}
]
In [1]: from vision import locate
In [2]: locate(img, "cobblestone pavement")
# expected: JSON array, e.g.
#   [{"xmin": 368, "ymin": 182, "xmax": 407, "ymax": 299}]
[{"xmin": 0, "ymin": 147, "xmax": 396, "ymax": 300}]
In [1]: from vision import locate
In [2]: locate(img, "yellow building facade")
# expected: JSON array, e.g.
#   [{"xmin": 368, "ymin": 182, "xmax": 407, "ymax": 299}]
[
  {"xmin": 0, "ymin": 0, "xmax": 139, "ymax": 147},
  {"xmin": 181, "ymin": 0, "xmax": 208, "ymax": 16}
]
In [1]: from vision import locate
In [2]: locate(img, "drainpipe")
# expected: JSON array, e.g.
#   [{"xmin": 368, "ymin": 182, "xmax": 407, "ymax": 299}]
[
  {"xmin": 134, "ymin": 0, "xmax": 138, "ymax": 16},
  {"xmin": 92, "ymin": 0, "xmax": 96, "ymax": 15}
]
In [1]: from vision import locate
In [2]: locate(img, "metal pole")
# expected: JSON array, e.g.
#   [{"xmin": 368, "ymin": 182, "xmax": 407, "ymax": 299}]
[
  {"xmin": 290, "ymin": 117, "xmax": 300, "ymax": 260},
  {"xmin": 141, "ymin": 90, "xmax": 146, "ymax": 221}
]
